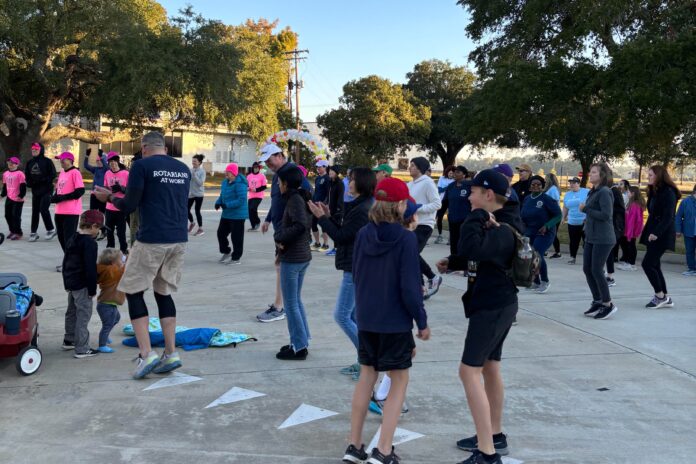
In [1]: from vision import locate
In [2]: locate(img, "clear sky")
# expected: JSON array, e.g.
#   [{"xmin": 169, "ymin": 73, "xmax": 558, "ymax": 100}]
[{"xmin": 159, "ymin": 0, "xmax": 476, "ymax": 122}]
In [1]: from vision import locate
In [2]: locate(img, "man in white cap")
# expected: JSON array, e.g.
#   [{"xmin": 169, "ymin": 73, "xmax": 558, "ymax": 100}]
[{"xmin": 311, "ymin": 159, "xmax": 330, "ymax": 251}]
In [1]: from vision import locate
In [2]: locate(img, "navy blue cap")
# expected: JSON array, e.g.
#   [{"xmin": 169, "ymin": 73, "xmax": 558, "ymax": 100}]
[
  {"xmin": 493, "ymin": 163, "xmax": 514, "ymax": 178},
  {"xmin": 472, "ymin": 169, "xmax": 510, "ymax": 197},
  {"xmin": 404, "ymin": 199, "xmax": 422, "ymax": 220}
]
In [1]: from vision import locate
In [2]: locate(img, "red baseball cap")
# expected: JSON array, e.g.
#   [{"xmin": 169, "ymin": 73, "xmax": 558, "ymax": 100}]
[{"xmin": 374, "ymin": 177, "xmax": 411, "ymax": 202}]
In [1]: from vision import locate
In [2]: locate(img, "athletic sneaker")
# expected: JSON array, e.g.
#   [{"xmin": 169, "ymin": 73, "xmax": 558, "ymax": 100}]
[
  {"xmin": 567, "ymin": 258, "xmax": 576, "ymax": 265},
  {"xmin": 256, "ymin": 305, "xmax": 285, "ymax": 322},
  {"xmin": 61, "ymin": 340, "xmax": 75, "ymax": 350},
  {"xmin": 549, "ymin": 252, "xmax": 562, "ymax": 259},
  {"xmin": 311, "ymin": 242, "xmax": 322, "ymax": 251},
  {"xmin": 535, "ymin": 281, "xmax": 550, "ymax": 293},
  {"xmin": 321, "ymin": 244, "xmax": 330, "ymax": 251},
  {"xmin": 73, "ymin": 348, "xmax": 99, "ymax": 359},
  {"xmin": 425, "ymin": 275, "xmax": 443, "ymax": 298},
  {"xmin": 645, "ymin": 295, "xmax": 674, "ymax": 309},
  {"xmin": 456, "ymin": 433, "xmax": 509, "ymax": 456},
  {"xmin": 584, "ymin": 302, "xmax": 603, "ymax": 317},
  {"xmin": 342, "ymin": 444, "xmax": 369, "ymax": 464},
  {"xmin": 594, "ymin": 303, "xmax": 618, "ymax": 320},
  {"xmin": 188, "ymin": 222, "xmax": 196, "ymax": 233},
  {"xmin": 228, "ymin": 258, "xmax": 241, "ymax": 265},
  {"xmin": 681, "ymin": 270, "xmax": 696, "ymax": 276},
  {"xmin": 193, "ymin": 228, "xmax": 205, "ymax": 237},
  {"xmin": 152, "ymin": 351, "xmax": 182, "ymax": 374},
  {"xmin": 368, "ymin": 394, "xmax": 409, "ymax": 415},
  {"xmin": 276, "ymin": 347, "xmax": 308, "ymax": 360},
  {"xmin": 325, "ymin": 248, "xmax": 337, "ymax": 256},
  {"xmin": 248, "ymin": 225, "xmax": 260, "ymax": 232},
  {"xmin": 367, "ymin": 446, "xmax": 400, "ymax": 464},
  {"xmin": 98, "ymin": 346, "xmax": 114, "ymax": 353},
  {"xmin": 606, "ymin": 277, "xmax": 616, "ymax": 287},
  {"xmin": 44, "ymin": 229, "xmax": 57, "ymax": 240},
  {"xmin": 7, "ymin": 233, "xmax": 16, "ymax": 240},
  {"xmin": 456, "ymin": 450, "xmax": 503, "ymax": 464},
  {"xmin": 525, "ymin": 282, "xmax": 540, "ymax": 291},
  {"xmin": 28, "ymin": 233, "xmax": 39, "ymax": 242},
  {"xmin": 340, "ymin": 363, "xmax": 360, "ymax": 376},
  {"xmin": 133, "ymin": 351, "xmax": 160, "ymax": 379},
  {"xmin": 219, "ymin": 253, "xmax": 231, "ymax": 263},
  {"xmin": 434, "ymin": 235, "xmax": 444, "ymax": 244}
]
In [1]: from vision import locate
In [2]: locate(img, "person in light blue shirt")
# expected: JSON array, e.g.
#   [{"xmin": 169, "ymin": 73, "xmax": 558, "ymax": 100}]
[{"xmin": 562, "ymin": 177, "xmax": 590, "ymax": 264}]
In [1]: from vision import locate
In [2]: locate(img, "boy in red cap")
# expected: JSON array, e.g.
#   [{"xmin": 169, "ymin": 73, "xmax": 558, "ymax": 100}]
[
  {"xmin": 61, "ymin": 209, "xmax": 104, "ymax": 358},
  {"xmin": 2, "ymin": 157, "xmax": 27, "ymax": 239},
  {"xmin": 343, "ymin": 177, "xmax": 431, "ymax": 464}
]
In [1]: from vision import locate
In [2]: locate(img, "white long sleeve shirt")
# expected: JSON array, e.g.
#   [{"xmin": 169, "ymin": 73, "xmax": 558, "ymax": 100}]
[{"xmin": 408, "ymin": 175, "xmax": 442, "ymax": 229}]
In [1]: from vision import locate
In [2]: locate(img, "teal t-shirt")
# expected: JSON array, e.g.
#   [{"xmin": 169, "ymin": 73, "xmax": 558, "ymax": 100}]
[{"xmin": 563, "ymin": 188, "xmax": 590, "ymax": 225}]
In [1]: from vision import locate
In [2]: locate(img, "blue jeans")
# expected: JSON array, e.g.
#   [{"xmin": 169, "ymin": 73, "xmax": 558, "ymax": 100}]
[
  {"xmin": 334, "ymin": 272, "xmax": 358, "ymax": 350},
  {"xmin": 684, "ymin": 236, "xmax": 696, "ymax": 271},
  {"xmin": 280, "ymin": 261, "xmax": 311, "ymax": 351},
  {"xmin": 96, "ymin": 302, "xmax": 121, "ymax": 347},
  {"xmin": 529, "ymin": 231, "xmax": 556, "ymax": 283}
]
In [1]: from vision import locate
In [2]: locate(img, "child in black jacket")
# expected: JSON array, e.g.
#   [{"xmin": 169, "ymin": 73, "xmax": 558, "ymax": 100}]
[
  {"xmin": 437, "ymin": 169, "xmax": 519, "ymax": 464},
  {"xmin": 61, "ymin": 210, "xmax": 104, "ymax": 358}
]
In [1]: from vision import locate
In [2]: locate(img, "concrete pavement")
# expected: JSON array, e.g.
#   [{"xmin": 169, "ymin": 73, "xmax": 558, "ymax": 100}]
[{"xmin": 1, "ymin": 194, "xmax": 695, "ymax": 463}]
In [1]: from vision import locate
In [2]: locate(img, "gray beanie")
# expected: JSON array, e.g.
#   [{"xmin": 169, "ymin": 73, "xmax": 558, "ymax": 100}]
[{"xmin": 411, "ymin": 156, "xmax": 430, "ymax": 175}]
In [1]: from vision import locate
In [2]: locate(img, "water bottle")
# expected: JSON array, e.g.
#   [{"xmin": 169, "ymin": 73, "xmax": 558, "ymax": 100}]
[
  {"xmin": 4, "ymin": 309, "xmax": 20, "ymax": 335},
  {"xmin": 520, "ymin": 237, "xmax": 533, "ymax": 259},
  {"xmin": 467, "ymin": 260, "xmax": 478, "ymax": 284}
]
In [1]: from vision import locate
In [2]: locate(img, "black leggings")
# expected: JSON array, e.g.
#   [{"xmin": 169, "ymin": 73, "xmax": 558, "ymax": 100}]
[
  {"xmin": 248, "ymin": 198, "xmax": 262, "ymax": 228},
  {"xmin": 187, "ymin": 197, "xmax": 203, "ymax": 227},
  {"xmin": 449, "ymin": 220, "xmax": 463, "ymax": 256},
  {"xmin": 4, "ymin": 199, "xmax": 23, "ymax": 235},
  {"xmin": 623, "ymin": 238, "xmax": 637, "ymax": 265},
  {"xmin": 55, "ymin": 214, "xmax": 79, "ymax": 252},
  {"xmin": 583, "ymin": 242, "xmax": 613, "ymax": 303},
  {"xmin": 105, "ymin": 209, "xmax": 128, "ymax": 253},
  {"xmin": 553, "ymin": 223, "xmax": 561, "ymax": 253},
  {"xmin": 436, "ymin": 199, "xmax": 448, "ymax": 235},
  {"xmin": 217, "ymin": 218, "xmax": 245, "ymax": 260},
  {"xmin": 568, "ymin": 224, "xmax": 585, "ymax": 259},
  {"xmin": 30, "ymin": 189, "xmax": 54, "ymax": 233},
  {"xmin": 414, "ymin": 225, "xmax": 435, "ymax": 281},
  {"xmin": 642, "ymin": 243, "xmax": 668, "ymax": 294}
]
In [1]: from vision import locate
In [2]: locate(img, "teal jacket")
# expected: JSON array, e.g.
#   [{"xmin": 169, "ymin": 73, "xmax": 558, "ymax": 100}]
[{"xmin": 216, "ymin": 174, "xmax": 249, "ymax": 220}]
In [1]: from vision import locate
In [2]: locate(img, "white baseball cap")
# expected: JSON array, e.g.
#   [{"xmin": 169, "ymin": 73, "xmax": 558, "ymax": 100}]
[
  {"xmin": 315, "ymin": 159, "xmax": 329, "ymax": 167},
  {"xmin": 258, "ymin": 143, "xmax": 283, "ymax": 162}
]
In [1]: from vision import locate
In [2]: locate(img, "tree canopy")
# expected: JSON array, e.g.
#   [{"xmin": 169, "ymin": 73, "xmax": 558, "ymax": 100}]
[
  {"xmin": 316, "ymin": 75, "xmax": 431, "ymax": 168},
  {"xmin": 0, "ymin": 0, "xmax": 294, "ymax": 161}
]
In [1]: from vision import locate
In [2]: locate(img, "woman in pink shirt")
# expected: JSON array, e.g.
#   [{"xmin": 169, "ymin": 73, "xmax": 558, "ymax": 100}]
[
  {"xmin": 618, "ymin": 186, "xmax": 646, "ymax": 271},
  {"xmin": 246, "ymin": 161, "xmax": 267, "ymax": 231},
  {"xmin": 2, "ymin": 157, "xmax": 27, "ymax": 239},
  {"xmin": 51, "ymin": 152, "xmax": 85, "ymax": 257},
  {"xmin": 103, "ymin": 152, "xmax": 129, "ymax": 254}
]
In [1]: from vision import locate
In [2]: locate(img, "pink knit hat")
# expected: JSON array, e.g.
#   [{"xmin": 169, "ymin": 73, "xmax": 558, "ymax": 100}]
[{"xmin": 225, "ymin": 163, "xmax": 239, "ymax": 176}]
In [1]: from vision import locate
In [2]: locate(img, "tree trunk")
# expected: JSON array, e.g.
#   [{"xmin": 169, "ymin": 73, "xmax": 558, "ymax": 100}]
[
  {"xmin": 438, "ymin": 141, "xmax": 464, "ymax": 170},
  {"xmin": 578, "ymin": 157, "xmax": 593, "ymax": 188},
  {"xmin": 0, "ymin": 120, "xmax": 43, "ymax": 165}
]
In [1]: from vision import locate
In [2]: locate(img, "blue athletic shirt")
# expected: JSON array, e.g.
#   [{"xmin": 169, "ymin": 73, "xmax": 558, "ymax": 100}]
[
  {"xmin": 128, "ymin": 155, "xmax": 191, "ymax": 243},
  {"xmin": 312, "ymin": 174, "xmax": 329, "ymax": 202},
  {"xmin": 521, "ymin": 192, "xmax": 562, "ymax": 236},
  {"xmin": 445, "ymin": 180, "xmax": 473, "ymax": 222},
  {"xmin": 563, "ymin": 188, "xmax": 590, "ymax": 226}
]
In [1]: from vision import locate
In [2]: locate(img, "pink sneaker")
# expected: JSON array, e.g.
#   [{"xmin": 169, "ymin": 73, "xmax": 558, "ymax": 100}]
[
  {"xmin": 194, "ymin": 228, "xmax": 205, "ymax": 237},
  {"xmin": 188, "ymin": 222, "xmax": 196, "ymax": 233}
]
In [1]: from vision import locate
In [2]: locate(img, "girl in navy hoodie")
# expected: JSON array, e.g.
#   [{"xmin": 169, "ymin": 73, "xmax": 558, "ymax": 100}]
[{"xmin": 342, "ymin": 177, "xmax": 430, "ymax": 464}]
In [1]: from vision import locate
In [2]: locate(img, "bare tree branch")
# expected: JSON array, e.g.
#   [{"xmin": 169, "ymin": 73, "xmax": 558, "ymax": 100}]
[{"xmin": 42, "ymin": 124, "xmax": 138, "ymax": 145}]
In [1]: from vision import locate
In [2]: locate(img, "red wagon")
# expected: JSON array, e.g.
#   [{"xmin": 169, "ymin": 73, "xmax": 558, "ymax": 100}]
[{"xmin": 0, "ymin": 273, "xmax": 42, "ymax": 375}]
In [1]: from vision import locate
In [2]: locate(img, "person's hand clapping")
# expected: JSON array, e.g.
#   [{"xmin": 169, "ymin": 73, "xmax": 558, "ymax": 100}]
[
  {"xmin": 93, "ymin": 185, "xmax": 111, "ymax": 203},
  {"xmin": 307, "ymin": 200, "xmax": 325, "ymax": 218}
]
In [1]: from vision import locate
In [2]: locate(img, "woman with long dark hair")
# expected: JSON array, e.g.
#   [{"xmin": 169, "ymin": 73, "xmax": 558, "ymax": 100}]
[
  {"xmin": 580, "ymin": 163, "xmax": 618, "ymax": 320},
  {"xmin": 641, "ymin": 165, "xmax": 681, "ymax": 308}
]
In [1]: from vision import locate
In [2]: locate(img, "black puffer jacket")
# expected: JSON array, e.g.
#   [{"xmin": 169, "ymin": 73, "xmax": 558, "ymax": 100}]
[
  {"xmin": 318, "ymin": 195, "xmax": 372, "ymax": 272},
  {"xmin": 274, "ymin": 189, "xmax": 312, "ymax": 263},
  {"xmin": 640, "ymin": 186, "xmax": 680, "ymax": 251}
]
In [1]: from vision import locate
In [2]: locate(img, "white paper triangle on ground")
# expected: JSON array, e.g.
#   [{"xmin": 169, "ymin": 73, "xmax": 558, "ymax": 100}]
[
  {"xmin": 367, "ymin": 426, "xmax": 425, "ymax": 452},
  {"xmin": 205, "ymin": 387, "xmax": 266, "ymax": 409},
  {"xmin": 278, "ymin": 403, "xmax": 339, "ymax": 429},
  {"xmin": 143, "ymin": 372, "xmax": 202, "ymax": 391},
  {"xmin": 502, "ymin": 458, "xmax": 523, "ymax": 464}
]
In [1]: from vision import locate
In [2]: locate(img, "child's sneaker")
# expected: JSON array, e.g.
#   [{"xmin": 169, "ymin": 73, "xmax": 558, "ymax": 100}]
[
  {"xmin": 193, "ymin": 228, "xmax": 205, "ymax": 237},
  {"xmin": 44, "ymin": 229, "xmax": 57, "ymax": 240},
  {"xmin": 367, "ymin": 446, "xmax": 400, "ymax": 464},
  {"xmin": 152, "ymin": 351, "xmax": 182, "ymax": 374},
  {"xmin": 28, "ymin": 233, "xmax": 39, "ymax": 242},
  {"xmin": 456, "ymin": 433, "xmax": 509, "ymax": 456},
  {"xmin": 457, "ymin": 450, "xmax": 503, "ymax": 464},
  {"xmin": 133, "ymin": 351, "xmax": 160, "ymax": 379},
  {"xmin": 342, "ymin": 444, "xmax": 368, "ymax": 463},
  {"xmin": 61, "ymin": 340, "xmax": 75, "ymax": 350},
  {"xmin": 73, "ymin": 348, "xmax": 99, "ymax": 359},
  {"xmin": 98, "ymin": 346, "xmax": 115, "ymax": 353}
]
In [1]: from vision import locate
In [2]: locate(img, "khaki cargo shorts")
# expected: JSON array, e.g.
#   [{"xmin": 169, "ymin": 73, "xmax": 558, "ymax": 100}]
[{"xmin": 118, "ymin": 241, "xmax": 186, "ymax": 295}]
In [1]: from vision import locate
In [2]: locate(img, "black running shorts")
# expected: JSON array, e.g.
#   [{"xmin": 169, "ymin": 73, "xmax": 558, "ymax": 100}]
[
  {"xmin": 358, "ymin": 330, "xmax": 416, "ymax": 372},
  {"xmin": 461, "ymin": 302, "xmax": 518, "ymax": 367}
]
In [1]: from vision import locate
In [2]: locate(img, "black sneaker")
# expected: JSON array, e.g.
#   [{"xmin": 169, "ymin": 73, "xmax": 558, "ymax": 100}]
[
  {"xmin": 343, "ymin": 444, "xmax": 368, "ymax": 463},
  {"xmin": 456, "ymin": 433, "xmax": 509, "ymax": 456},
  {"xmin": 549, "ymin": 252, "xmax": 562, "ymax": 259},
  {"xmin": 594, "ymin": 303, "xmax": 618, "ymax": 320},
  {"xmin": 61, "ymin": 340, "xmax": 75, "ymax": 350},
  {"xmin": 73, "ymin": 348, "xmax": 100, "ymax": 359},
  {"xmin": 276, "ymin": 347, "xmax": 308, "ymax": 360},
  {"xmin": 457, "ymin": 450, "xmax": 503, "ymax": 464},
  {"xmin": 367, "ymin": 446, "xmax": 399, "ymax": 464},
  {"xmin": 606, "ymin": 277, "xmax": 616, "ymax": 287},
  {"xmin": 583, "ymin": 302, "xmax": 603, "ymax": 317}
]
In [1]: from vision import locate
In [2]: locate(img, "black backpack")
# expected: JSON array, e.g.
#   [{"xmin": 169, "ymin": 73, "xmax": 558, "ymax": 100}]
[{"xmin": 502, "ymin": 223, "xmax": 541, "ymax": 288}]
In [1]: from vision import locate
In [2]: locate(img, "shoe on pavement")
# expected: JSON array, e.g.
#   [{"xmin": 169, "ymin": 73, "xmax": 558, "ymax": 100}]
[
  {"xmin": 311, "ymin": 242, "xmax": 322, "ymax": 251},
  {"xmin": 584, "ymin": 302, "xmax": 603, "ymax": 317},
  {"xmin": 193, "ymin": 228, "xmax": 205, "ymax": 237},
  {"xmin": 646, "ymin": 296, "xmax": 673, "ymax": 309},
  {"xmin": 567, "ymin": 258, "xmax": 576, "ymax": 265},
  {"xmin": 606, "ymin": 277, "xmax": 616, "ymax": 287},
  {"xmin": 525, "ymin": 282, "xmax": 540, "ymax": 291},
  {"xmin": 7, "ymin": 233, "xmax": 16, "ymax": 240},
  {"xmin": 340, "ymin": 363, "xmax": 360, "ymax": 376},
  {"xmin": 342, "ymin": 444, "xmax": 369, "ymax": 464},
  {"xmin": 98, "ymin": 345, "xmax": 115, "ymax": 353},
  {"xmin": 188, "ymin": 222, "xmax": 196, "ymax": 233},
  {"xmin": 133, "ymin": 351, "xmax": 160, "ymax": 379},
  {"xmin": 227, "ymin": 258, "xmax": 241, "ymax": 265},
  {"xmin": 73, "ymin": 348, "xmax": 100, "ymax": 359},
  {"xmin": 320, "ymin": 244, "xmax": 330, "ymax": 251},
  {"xmin": 594, "ymin": 303, "xmax": 618, "ymax": 320},
  {"xmin": 257, "ymin": 305, "xmax": 285, "ymax": 322},
  {"xmin": 325, "ymin": 248, "xmax": 337, "ymax": 256},
  {"xmin": 681, "ymin": 270, "xmax": 696, "ymax": 276},
  {"xmin": 44, "ymin": 229, "xmax": 57, "ymax": 240},
  {"xmin": 456, "ymin": 433, "xmax": 509, "ymax": 456},
  {"xmin": 61, "ymin": 340, "xmax": 75, "ymax": 350},
  {"xmin": 434, "ymin": 235, "xmax": 444, "ymax": 244},
  {"xmin": 276, "ymin": 347, "xmax": 308, "ymax": 360},
  {"xmin": 28, "ymin": 233, "xmax": 39, "ymax": 242},
  {"xmin": 425, "ymin": 275, "xmax": 443, "ymax": 298},
  {"xmin": 456, "ymin": 450, "xmax": 503, "ymax": 464},
  {"xmin": 535, "ymin": 281, "xmax": 551, "ymax": 293},
  {"xmin": 367, "ymin": 446, "xmax": 400, "ymax": 464},
  {"xmin": 219, "ymin": 253, "xmax": 231, "ymax": 263},
  {"xmin": 549, "ymin": 252, "xmax": 562, "ymax": 259},
  {"xmin": 152, "ymin": 351, "xmax": 182, "ymax": 374}
]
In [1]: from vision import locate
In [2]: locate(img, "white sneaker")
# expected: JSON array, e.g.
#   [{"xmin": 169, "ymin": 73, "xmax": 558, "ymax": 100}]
[
  {"xmin": 535, "ymin": 281, "xmax": 551, "ymax": 293},
  {"xmin": 44, "ymin": 229, "xmax": 57, "ymax": 240},
  {"xmin": 219, "ymin": 253, "xmax": 231, "ymax": 263},
  {"xmin": 28, "ymin": 233, "xmax": 39, "ymax": 242}
]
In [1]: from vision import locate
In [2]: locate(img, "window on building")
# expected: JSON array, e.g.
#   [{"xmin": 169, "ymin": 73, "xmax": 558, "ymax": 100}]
[{"xmin": 165, "ymin": 132, "xmax": 183, "ymax": 158}]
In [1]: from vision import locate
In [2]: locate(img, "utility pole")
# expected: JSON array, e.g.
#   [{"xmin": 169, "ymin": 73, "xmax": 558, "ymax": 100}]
[{"xmin": 284, "ymin": 49, "xmax": 308, "ymax": 163}]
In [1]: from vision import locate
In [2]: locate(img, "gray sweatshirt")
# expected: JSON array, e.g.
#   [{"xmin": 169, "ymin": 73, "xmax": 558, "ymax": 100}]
[
  {"xmin": 189, "ymin": 167, "xmax": 206, "ymax": 198},
  {"xmin": 583, "ymin": 186, "xmax": 616, "ymax": 245}
]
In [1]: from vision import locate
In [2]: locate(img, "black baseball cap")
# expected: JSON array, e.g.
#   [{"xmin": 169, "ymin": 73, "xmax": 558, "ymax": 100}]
[{"xmin": 471, "ymin": 169, "xmax": 510, "ymax": 197}]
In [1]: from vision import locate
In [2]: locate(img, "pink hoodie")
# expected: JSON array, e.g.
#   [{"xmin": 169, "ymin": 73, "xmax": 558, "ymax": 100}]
[{"xmin": 624, "ymin": 203, "xmax": 644, "ymax": 240}]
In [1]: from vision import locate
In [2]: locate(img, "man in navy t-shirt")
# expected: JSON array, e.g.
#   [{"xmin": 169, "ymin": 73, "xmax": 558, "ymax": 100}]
[{"xmin": 94, "ymin": 131, "xmax": 190, "ymax": 380}]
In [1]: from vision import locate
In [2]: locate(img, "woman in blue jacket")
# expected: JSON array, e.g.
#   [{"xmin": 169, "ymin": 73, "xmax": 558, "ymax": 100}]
[
  {"xmin": 521, "ymin": 175, "xmax": 562, "ymax": 294},
  {"xmin": 675, "ymin": 184, "xmax": 696, "ymax": 275},
  {"xmin": 215, "ymin": 163, "xmax": 248, "ymax": 264}
]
